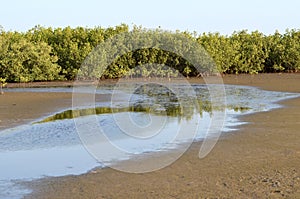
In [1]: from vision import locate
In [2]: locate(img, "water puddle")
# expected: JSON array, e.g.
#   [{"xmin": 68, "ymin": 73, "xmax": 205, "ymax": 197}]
[{"xmin": 0, "ymin": 84, "xmax": 299, "ymax": 198}]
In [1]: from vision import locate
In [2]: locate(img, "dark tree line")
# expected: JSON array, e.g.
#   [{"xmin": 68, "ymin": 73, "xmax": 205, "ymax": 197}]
[{"xmin": 0, "ymin": 24, "xmax": 300, "ymax": 83}]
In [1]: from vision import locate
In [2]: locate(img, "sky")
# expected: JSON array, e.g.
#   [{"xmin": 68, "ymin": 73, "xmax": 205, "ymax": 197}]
[{"xmin": 0, "ymin": 0, "xmax": 299, "ymax": 35}]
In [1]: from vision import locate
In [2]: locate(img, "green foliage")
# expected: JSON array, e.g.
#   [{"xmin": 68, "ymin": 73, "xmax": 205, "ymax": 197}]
[
  {"xmin": 0, "ymin": 31, "xmax": 60, "ymax": 82},
  {"xmin": 198, "ymin": 30, "xmax": 269, "ymax": 74},
  {"xmin": 0, "ymin": 25, "xmax": 300, "ymax": 83}
]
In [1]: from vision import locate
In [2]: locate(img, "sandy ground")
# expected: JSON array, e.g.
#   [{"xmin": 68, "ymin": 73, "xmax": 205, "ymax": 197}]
[{"xmin": 1, "ymin": 73, "xmax": 300, "ymax": 198}]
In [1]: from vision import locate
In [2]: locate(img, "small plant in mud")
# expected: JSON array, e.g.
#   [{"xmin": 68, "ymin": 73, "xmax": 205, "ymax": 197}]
[{"xmin": 0, "ymin": 78, "xmax": 7, "ymax": 95}]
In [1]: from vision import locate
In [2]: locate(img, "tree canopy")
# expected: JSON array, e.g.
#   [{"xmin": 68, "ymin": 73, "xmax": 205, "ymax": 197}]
[{"xmin": 0, "ymin": 24, "xmax": 300, "ymax": 82}]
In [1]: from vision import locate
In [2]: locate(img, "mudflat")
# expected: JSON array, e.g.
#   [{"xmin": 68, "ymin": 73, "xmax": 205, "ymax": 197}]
[
  {"xmin": 1, "ymin": 73, "xmax": 300, "ymax": 198},
  {"xmin": 0, "ymin": 92, "xmax": 72, "ymax": 130}
]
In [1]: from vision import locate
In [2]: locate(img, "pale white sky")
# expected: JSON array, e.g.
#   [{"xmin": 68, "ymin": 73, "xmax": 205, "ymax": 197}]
[{"xmin": 0, "ymin": 0, "xmax": 299, "ymax": 35}]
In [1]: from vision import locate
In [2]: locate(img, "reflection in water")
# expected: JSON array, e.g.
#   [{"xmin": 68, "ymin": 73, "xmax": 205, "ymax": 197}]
[
  {"xmin": 1, "ymin": 84, "xmax": 300, "ymax": 199},
  {"xmin": 38, "ymin": 103, "xmax": 250, "ymax": 123},
  {"xmin": 39, "ymin": 83, "xmax": 251, "ymax": 123}
]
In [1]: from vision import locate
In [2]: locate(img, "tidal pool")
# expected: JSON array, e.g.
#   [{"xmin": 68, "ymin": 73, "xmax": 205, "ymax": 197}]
[{"xmin": 0, "ymin": 84, "xmax": 299, "ymax": 198}]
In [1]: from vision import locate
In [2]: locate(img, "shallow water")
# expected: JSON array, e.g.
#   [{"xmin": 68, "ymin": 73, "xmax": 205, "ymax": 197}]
[{"xmin": 1, "ymin": 84, "xmax": 299, "ymax": 198}]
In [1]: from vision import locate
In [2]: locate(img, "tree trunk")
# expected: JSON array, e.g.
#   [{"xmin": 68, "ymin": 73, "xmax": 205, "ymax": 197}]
[{"xmin": 0, "ymin": 84, "xmax": 3, "ymax": 95}]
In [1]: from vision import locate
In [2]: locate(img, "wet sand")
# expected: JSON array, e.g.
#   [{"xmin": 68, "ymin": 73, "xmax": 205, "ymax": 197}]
[
  {"xmin": 1, "ymin": 74, "xmax": 300, "ymax": 198},
  {"xmin": 0, "ymin": 92, "xmax": 72, "ymax": 130}
]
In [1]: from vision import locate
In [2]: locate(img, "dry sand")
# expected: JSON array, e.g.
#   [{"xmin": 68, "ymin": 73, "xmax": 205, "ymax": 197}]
[{"xmin": 1, "ymin": 74, "xmax": 300, "ymax": 198}]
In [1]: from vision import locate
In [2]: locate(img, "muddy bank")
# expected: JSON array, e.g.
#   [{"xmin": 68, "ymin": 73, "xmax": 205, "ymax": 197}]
[
  {"xmin": 1, "ymin": 73, "xmax": 300, "ymax": 198},
  {"xmin": 0, "ymin": 92, "xmax": 72, "ymax": 130}
]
